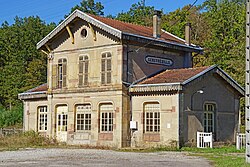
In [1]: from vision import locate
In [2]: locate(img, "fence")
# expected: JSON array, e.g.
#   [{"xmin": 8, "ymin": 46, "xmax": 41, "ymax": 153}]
[
  {"xmin": 0, "ymin": 128, "xmax": 23, "ymax": 137},
  {"xmin": 236, "ymin": 133, "xmax": 246, "ymax": 150},
  {"xmin": 197, "ymin": 131, "xmax": 213, "ymax": 148}
]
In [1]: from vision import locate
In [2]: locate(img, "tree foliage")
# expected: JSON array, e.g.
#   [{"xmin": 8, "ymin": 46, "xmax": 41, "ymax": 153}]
[
  {"xmin": 65, "ymin": 0, "xmax": 104, "ymax": 18},
  {"xmin": 115, "ymin": 0, "xmax": 155, "ymax": 26},
  {"xmin": 0, "ymin": 17, "xmax": 55, "ymax": 108}
]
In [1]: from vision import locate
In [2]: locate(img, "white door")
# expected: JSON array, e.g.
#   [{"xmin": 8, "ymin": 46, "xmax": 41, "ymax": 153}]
[{"xmin": 56, "ymin": 106, "xmax": 68, "ymax": 142}]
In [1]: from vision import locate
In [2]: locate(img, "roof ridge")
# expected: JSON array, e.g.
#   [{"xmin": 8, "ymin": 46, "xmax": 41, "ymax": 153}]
[{"xmin": 87, "ymin": 13, "xmax": 153, "ymax": 29}]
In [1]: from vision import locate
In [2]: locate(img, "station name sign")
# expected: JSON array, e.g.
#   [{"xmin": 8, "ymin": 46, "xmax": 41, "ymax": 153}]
[{"xmin": 145, "ymin": 56, "xmax": 173, "ymax": 66}]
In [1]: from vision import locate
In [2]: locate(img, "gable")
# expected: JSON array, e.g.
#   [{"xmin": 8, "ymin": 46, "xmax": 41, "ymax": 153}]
[
  {"xmin": 49, "ymin": 19, "xmax": 119, "ymax": 52},
  {"xmin": 37, "ymin": 10, "xmax": 202, "ymax": 54}
]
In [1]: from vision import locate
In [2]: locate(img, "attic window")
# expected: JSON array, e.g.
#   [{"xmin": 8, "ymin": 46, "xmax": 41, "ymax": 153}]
[{"xmin": 81, "ymin": 28, "xmax": 88, "ymax": 38}]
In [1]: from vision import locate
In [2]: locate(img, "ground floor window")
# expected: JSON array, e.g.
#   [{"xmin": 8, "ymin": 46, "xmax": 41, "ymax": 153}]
[
  {"xmin": 76, "ymin": 104, "xmax": 91, "ymax": 131},
  {"xmin": 38, "ymin": 106, "xmax": 47, "ymax": 131},
  {"xmin": 100, "ymin": 104, "xmax": 113, "ymax": 132},
  {"xmin": 204, "ymin": 103, "xmax": 215, "ymax": 133},
  {"xmin": 144, "ymin": 102, "xmax": 160, "ymax": 133}
]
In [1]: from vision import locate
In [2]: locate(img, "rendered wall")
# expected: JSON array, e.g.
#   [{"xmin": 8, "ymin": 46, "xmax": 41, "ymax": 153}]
[
  {"xmin": 130, "ymin": 93, "xmax": 179, "ymax": 147},
  {"xmin": 181, "ymin": 73, "xmax": 240, "ymax": 145}
]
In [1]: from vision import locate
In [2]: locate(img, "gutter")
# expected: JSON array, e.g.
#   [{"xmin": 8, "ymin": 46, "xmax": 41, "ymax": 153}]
[{"xmin": 122, "ymin": 32, "xmax": 203, "ymax": 54}]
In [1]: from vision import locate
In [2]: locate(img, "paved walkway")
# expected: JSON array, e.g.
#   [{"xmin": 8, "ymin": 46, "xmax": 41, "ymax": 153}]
[{"xmin": 0, "ymin": 148, "xmax": 212, "ymax": 167}]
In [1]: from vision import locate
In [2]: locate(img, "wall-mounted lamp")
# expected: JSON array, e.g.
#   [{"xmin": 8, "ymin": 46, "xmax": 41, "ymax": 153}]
[{"xmin": 191, "ymin": 89, "xmax": 204, "ymax": 111}]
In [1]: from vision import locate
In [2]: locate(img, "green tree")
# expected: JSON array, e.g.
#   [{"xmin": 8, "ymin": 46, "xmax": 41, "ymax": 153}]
[
  {"xmin": 0, "ymin": 16, "xmax": 55, "ymax": 108},
  {"xmin": 115, "ymin": 0, "xmax": 155, "ymax": 26},
  {"xmin": 65, "ymin": 0, "xmax": 104, "ymax": 18},
  {"xmin": 202, "ymin": 0, "xmax": 245, "ymax": 85}
]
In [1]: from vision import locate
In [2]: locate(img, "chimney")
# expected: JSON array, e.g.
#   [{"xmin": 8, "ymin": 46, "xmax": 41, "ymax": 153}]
[
  {"xmin": 185, "ymin": 23, "xmax": 191, "ymax": 45},
  {"xmin": 153, "ymin": 10, "xmax": 162, "ymax": 38}
]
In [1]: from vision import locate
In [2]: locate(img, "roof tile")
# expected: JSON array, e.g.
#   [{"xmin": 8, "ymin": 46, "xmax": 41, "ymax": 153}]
[
  {"xmin": 138, "ymin": 66, "xmax": 209, "ymax": 85},
  {"xmin": 88, "ymin": 14, "xmax": 185, "ymax": 44}
]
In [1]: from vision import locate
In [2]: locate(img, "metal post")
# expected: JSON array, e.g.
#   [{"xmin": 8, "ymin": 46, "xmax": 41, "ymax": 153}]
[{"xmin": 246, "ymin": 0, "xmax": 250, "ymax": 163}]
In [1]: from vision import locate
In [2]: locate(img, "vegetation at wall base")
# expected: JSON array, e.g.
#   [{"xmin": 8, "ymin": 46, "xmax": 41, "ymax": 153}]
[{"xmin": 0, "ymin": 131, "xmax": 59, "ymax": 151}]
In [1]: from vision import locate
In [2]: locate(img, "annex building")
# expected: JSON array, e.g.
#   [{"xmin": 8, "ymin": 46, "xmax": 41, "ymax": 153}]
[{"xmin": 19, "ymin": 10, "xmax": 244, "ymax": 148}]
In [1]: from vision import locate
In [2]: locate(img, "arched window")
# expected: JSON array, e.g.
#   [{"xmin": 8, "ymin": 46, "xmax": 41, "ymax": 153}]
[
  {"xmin": 144, "ymin": 102, "xmax": 160, "ymax": 133},
  {"xmin": 203, "ymin": 103, "xmax": 216, "ymax": 133},
  {"xmin": 79, "ymin": 55, "xmax": 89, "ymax": 87},
  {"xmin": 101, "ymin": 52, "xmax": 112, "ymax": 84},
  {"xmin": 99, "ymin": 103, "xmax": 114, "ymax": 132},
  {"xmin": 38, "ymin": 106, "xmax": 47, "ymax": 131},
  {"xmin": 58, "ymin": 58, "xmax": 67, "ymax": 88},
  {"xmin": 75, "ymin": 104, "xmax": 91, "ymax": 131}
]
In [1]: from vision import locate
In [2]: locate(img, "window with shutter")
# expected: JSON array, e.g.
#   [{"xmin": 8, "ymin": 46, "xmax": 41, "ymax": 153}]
[
  {"xmin": 52, "ymin": 64, "xmax": 58, "ymax": 89},
  {"xmin": 78, "ymin": 55, "xmax": 89, "ymax": 87},
  {"xmin": 58, "ymin": 58, "xmax": 67, "ymax": 88},
  {"xmin": 101, "ymin": 52, "xmax": 112, "ymax": 85}
]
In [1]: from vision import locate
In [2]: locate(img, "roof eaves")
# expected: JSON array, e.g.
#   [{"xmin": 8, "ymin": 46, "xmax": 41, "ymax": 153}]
[
  {"xmin": 37, "ymin": 10, "xmax": 122, "ymax": 50},
  {"xmin": 215, "ymin": 67, "xmax": 245, "ymax": 96},
  {"xmin": 122, "ymin": 32, "xmax": 203, "ymax": 53},
  {"xmin": 129, "ymin": 83, "xmax": 182, "ymax": 93},
  {"xmin": 161, "ymin": 29, "xmax": 197, "ymax": 48}
]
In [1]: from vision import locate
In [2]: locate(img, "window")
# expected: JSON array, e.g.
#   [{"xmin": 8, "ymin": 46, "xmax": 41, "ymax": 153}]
[
  {"xmin": 100, "ymin": 104, "xmax": 113, "ymax": 132},
  {"xmin": 101, "ymin": 52, "xmax": 112, "ymax": 84},
  {"xmin": 38, "ymin": 106, "xmax": 47, "ymax": 131},
  {"xmin": 204, "ymin": 103, "xmax": 215, "ymax": 133},
  {"xmin": 79, "ymin": 55, "xmax": 89, "ymax": 87},
  {"xmin": 76, "ymin": 104, "xmax": 91, "ymax": 131},
  {"xmin": 144, "ymin": 103, "xmax": 160, "ymax": 133},
  {"xmin": 58, "ymin": 58, "xmax": 67, "ymax": 88},
  {"xmin": 81, "ymin": 28, "xmax": 88, "ymax": 38}
]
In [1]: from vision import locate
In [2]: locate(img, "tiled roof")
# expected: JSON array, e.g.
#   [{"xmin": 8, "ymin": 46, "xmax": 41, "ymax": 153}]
[
  {"xmin": 89, "ymin": 14, "xmax": 185, "ymax": 44},
  {"xmin": 27, "ymin": 83, "xmax": 47, "ymax": 93},
  {"xmin": 138, "ymin": 66, "xmax": 210, "ymax": 85}
]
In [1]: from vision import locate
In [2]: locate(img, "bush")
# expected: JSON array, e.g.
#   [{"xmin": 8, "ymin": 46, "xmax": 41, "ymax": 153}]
[{"xmin": 0, "ymin": 104, "xmax": 23, "ymax": 128}]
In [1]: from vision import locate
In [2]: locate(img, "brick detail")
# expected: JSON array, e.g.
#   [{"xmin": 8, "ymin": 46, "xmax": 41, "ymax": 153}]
[
  {"xmin": 143, "ymin": 133, "xmax": 160, "ymax": 142},
  {"xmin": 98, "ymin": 133, "xmax": 113, "ymax": 141}
]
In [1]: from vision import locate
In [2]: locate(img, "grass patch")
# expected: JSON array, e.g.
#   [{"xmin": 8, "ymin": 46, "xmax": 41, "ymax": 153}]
[
  {"xmin": 120, "ymin": 146, "xmax": 250, "ymax": 167},
  {"xmin": 0, "ymin": 131, "xmax": 59, "ymax": 151},
  {"xmin": 181, "ymin": 146, "xmax": 250, "ymax": 167}
]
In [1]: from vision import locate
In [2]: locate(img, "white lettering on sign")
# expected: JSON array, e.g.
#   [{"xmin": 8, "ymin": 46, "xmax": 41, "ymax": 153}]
[{"xmin": 145, "ymin": 56, "xmax": 173, "ymax": 66}]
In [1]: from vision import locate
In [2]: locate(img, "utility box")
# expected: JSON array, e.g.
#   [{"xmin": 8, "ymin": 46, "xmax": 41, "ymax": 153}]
[{"xmin": 130, "ymin": 121, "xmax": 137, "ymax": 129}]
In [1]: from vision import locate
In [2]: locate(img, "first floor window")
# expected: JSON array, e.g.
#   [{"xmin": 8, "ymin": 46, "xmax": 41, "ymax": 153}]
[
  {"xmin": 100, "ymin": 104, "xmax": 113, "ymax": 132},
  {"xmin": 101, "ymin": 52, "xmax": 112, "ymax": 84},
  {"xmin": 76, "ymin": 104, "xmax": 91, "ymax": 131},
  {"xmin": 144, "ymin": 103, "xmax": 160, "ymax": 133},
  {"xmin": 79, "ymin": 55, "xmax": 89, "ymax": 87},
  {"xmin": 58, "ymin": 58, "xmax": 67, "ymax": 88},
  {"xmin": 204, "ymin": 103, "xmax": 216, "ymax": 133},
  {"xmin": 38, "ymin": 106, "xmax": 47, "ymax": 131}
]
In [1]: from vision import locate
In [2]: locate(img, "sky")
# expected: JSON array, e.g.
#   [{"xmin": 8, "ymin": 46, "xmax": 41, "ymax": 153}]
[{"xmin": 0, "ymin": 0, "xmax": 206, "ymax": 25}]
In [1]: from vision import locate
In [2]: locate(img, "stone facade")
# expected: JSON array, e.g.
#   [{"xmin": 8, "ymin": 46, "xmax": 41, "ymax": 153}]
[{"xmin": 19, "ymin": 10, "xmax": 244, "ymax": 148}]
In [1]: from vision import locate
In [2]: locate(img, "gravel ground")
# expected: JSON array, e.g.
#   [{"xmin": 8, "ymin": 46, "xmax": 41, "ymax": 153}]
[{"xmin": 0, "ymin": 148, "xmax": 212, "ymax": 167}]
